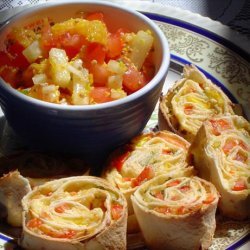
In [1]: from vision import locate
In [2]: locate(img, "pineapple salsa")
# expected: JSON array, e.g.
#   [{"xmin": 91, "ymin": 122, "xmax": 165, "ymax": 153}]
[{"xmin": 0, "ymin": 12, "xmax": 155, "ymax": 105}]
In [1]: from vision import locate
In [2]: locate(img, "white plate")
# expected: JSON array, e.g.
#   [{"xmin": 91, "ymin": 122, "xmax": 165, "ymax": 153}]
[{"xmin": 0, "ymin": 1, "xmax": 249, "ymax": 249}]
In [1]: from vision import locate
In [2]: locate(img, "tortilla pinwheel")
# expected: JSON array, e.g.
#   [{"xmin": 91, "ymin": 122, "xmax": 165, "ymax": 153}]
[
  {"xmin": 103, "ymin": 130, "xmax": 194, "ymax": 232},
  {"xmin": 131, "ymin": 174, "xmax": 219, "ymax": 250},
  {"xmin": 190, "ymin": 115, "xmax": 250, "ymax": 219},
  {"xmin": 159, "ymin": 64, "xmax": 234, "ymax": 142},
  {"xmin": 20, "ymin": 176, "xmax": 127, "ymax": 250}
]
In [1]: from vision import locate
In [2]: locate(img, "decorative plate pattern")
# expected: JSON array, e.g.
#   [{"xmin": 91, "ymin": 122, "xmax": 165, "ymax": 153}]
[{"xmin": 0, "ymin": 1, "xmax": 249, "ymax": 250}]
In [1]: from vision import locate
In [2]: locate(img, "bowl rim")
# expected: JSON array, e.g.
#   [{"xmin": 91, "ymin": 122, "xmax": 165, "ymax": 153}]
[{"xmin": 0, "ymin": 0, "xmax": 170, "ymax": 111}]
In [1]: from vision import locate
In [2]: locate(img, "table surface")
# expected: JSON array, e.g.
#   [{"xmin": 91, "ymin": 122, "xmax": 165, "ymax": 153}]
[{"xmin": 1, "ymin": 0, "xmax": 250, "ymax": 39}]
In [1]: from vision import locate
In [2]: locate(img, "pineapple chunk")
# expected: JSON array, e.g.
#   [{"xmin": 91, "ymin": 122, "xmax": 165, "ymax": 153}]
[
  {"xmin": 70, "ymin": 59, "xmax": 92, "ymax": 105},
  {"xmin": 49, "ymin": 48, "xmax": 71, "ymax": 88},
  {"xmin": 71, "ymin": 83, "xmax": 90, "ymax": 105},
  {"xmin": 107, "ymin": 75, "xmax": 123, "ymax": 89},
  {"xmin": 111, "ymin": 89, "xmax": 127, "ymax": 100},
  {"xmin": 32, "ymin": 74, "xmax": 47, "ymax": 84},
  {"xmin": 126, "ymin": 30, "xmax": 154, "ymax": 70},
  {"xmin": 29, "ymin": 83, "xmax": 60, "ymax": 103},
  {"xmin": 22, "ymin": 40, "xmax": 43, "ymax": 63},
  {"xmin": 51, "ymin": 18, "xmax": 108, "ymax": 45},
  {"xmin": 107, "ymin": 60, "xmax": 126, "ymax": 74}
]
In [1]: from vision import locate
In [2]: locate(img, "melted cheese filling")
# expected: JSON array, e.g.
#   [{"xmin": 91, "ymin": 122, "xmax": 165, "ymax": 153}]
[
  {"xmin": 106, "ymin": 133, "xmax": 190, "ymax": 192},
  {"xmin": 171, "ymin": 79, "xmax": 232, "ymax": 135},
  {"xmin": 207, "ymin": 117, "xmax": 250, "ymax": 191},
  {"xmin": 134, "ymin": 176, "xmax": 217, "ymax": 215},
  {"xmin": 24, "ymin": 179, "xmax": 124, "ymax": 239}
]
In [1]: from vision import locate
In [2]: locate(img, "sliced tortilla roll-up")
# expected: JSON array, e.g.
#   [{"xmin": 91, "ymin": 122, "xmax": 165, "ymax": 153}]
[
  {"xmin": 190, "ymin": 115, "xmax": 250, "ymax": 219},
  {"xmin": 159, "ymin": 64, "xmax": 234, "ymax": 142},
  {"xmin": 0, "ymin": 170, "xmax": 31, "ymax": 227},
  {"xmin": 0, "ymin": 152, "xmax": 89, "ymax": 227},
  {"xmin": 131, "ymin": 175, "xmax": 219, "ymax": 250},
  {"xmin": 20, "ymin": 176, "xmax": 127, "ymax": 250},
  {"xmin": 103, "ymin": 131, "xmax": 194, "ymax": 232}
]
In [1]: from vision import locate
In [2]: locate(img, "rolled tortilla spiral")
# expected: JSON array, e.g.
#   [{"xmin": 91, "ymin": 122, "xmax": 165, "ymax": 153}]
[
  {"xmin": 131, "ymin": 175, "xmax": 219, "ymax": 250},
  {"xmin": 190, "ymin": 115, "xmax": 250, "ymax": 219},
  {"xmin": 20, "ymin": 176, "xmax": 127, "ymax": 250}
]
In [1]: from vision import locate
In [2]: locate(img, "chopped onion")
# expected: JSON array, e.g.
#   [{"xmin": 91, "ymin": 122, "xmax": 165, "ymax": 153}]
[
  {"xmin": 32, "ymin": 74, "xmax": 47, "ymax": 84},
  {"xmin": 22, "ymin": 40, "xmax": 42, "ymax": 63},
  {"xmin": 111, "ymin": 89, "xmax": 127, "ymax": 100},
  {"xmin": 107, "ymin": 75, "xmax": 123, "ymax": 89},
  {"xmin": 67, "ymin": 64, "xmax": 83, "ymax": 78},
  {"xmin": 107, "ymin": 60, "xmax": 126, "ymax": 74}
]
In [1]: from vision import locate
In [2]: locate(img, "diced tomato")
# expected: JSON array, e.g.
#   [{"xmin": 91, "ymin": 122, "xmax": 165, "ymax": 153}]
[
  {"xmin": 106, "ymin": 33, "xmax": 123, "ymax": 59},
  {"xmin": 176, "ymin": 206, "xmax": 186, "ymax": 215},
  {"xmin": 21, "ymin": 66, "xmax": 35, "ymax": 88},
  {"xmin": 131, "ymin": 166, "xmax": 155, "ymax": 188},
  {"xmin": 0, "ymin": 51, "xmax": 13, "ymax": 67},
  {"xmin": 123, "ymin": 65, "xmax": 145, "ymax": 94},
  {"xmin": 223, "ymin": 139, "xmax": 238, "ymax": 154},
  {"xmin": 60, "ymin": 33, "xmax": 86, "ymax": 59},
  {"xmin": 154, "ymin": 206, "xmax": 171, "ymax": 214},
  {"xmin": 63, "ymin": 230, "xmax": 76, "ymax": 239},
  {"xmin": 86, "ymin": 12, "xmax": 104, "ymax": 22},
  {"xmin": 223, "ymin": 139, "xmax": 248, "ymax": 159},
  {"xmin": 7, "ymin": 42, "xmax": 23, "ymax": 55},
  {"xmin": 203, "ymin": 194, "xmax": 215, "ymax": 204},
  {"xmin": 2, "ymin": 42, "xmax": 29, "ymax": 70},
  {"xmin": 122, "ymin": 177, "xmax": 132, "ymax": 182},
  {"xmin": 162, "ymin": 148, "xmax": 172, "ymax": 155},
  {"xmin": 166, "ymin": 179, "xmax": 181, "ymax": 188},
  {"xmin": 229, "ymin": 170, "xmax": 235, "ymax": 175},
  {"xmin": 84, "ymin": 42, "xmax": 106, "ymax": 65},
  {"xmin": 13, "ymin": 55, "xmax": 29, "ymax": 70},
  {"xmin": 157, "ymin": 132, "xmax": 188, "ymax": 150},
  {"xmin": 111, "ymin": 204, "xmax": 123, "ymax": 220},
  {"xmin": 46, "ymin": 192, "xmax": 53, "ymax": 197},
  {"xmin": 232, "ymin": 179, "xmax": 247, "ymax": 191},
  {"xmin": 41, "ymin": 211, "xmax": 51, "ymax": 219},
  {"xmin": 90, "ymin": 87, "xmax": 112, "ymax": 103},
  {"xmin": 179, "ymin": 185, "xmax": 190, "ymax": 192},
  {"xmin": 55, "ymin": 203, "xmax": 71, "ymax": 213},
  {"xmin": 184, "ymin": 104, "xmax": 193, "ymax": 115},
  {"xmin": 154, "ymin": 191, "xmax": 164, "ymax": 200},
  {"xmin": 90, "ymin": 63, "xmax": 109, "ymax": 86},
  {"xmin": 27, "ymin": 218, "xmax": 43, "ymax": 228},
  {"xmin": 239, "ymin": 141, "xmax": 248, "ymax": 151},
  {"xmin": 0, "ymin": 66, "xmax": 20, "ymax": 88},
  {"xmin": 112, "ymin": 151, "xmax": 130, "ymax": 172},
  {"xmin": 171, "ymin": 195, "xmax": 181, "ymax": 201},
  {"xmin": 234, "ymin": 151, "xmax": 247, "ymax": 163},
  {"xmin": 210, "ymin": 119, "xmax": 232, "ymax": 136},
  {"xmin": 46, "ymin": 229, "xmax": 76, "ymax": 239}
]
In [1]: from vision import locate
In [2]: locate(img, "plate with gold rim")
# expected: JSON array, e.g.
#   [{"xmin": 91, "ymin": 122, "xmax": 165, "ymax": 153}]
[{"xmin": 0, "ymin": 1, "xmax": 249, "ymax": 249}]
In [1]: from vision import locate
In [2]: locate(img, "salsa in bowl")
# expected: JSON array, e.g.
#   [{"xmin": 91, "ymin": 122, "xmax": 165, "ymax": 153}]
[
  {"xmin": 0, "ymin": 0, "xmax": 170, "ymax": 160},
  {"xmin": 1, "ymin": 11, "xmax": 156, "ymax": 105}
]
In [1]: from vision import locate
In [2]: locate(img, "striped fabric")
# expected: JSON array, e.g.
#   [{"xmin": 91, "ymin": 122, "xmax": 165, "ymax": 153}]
[
  {"xmin": 228, "ymin": 0, "xmax": 250, "ymax": 38},
  {"xmin": 0, "ymin": 0, "xmax": 40, "ymax": 11}
]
